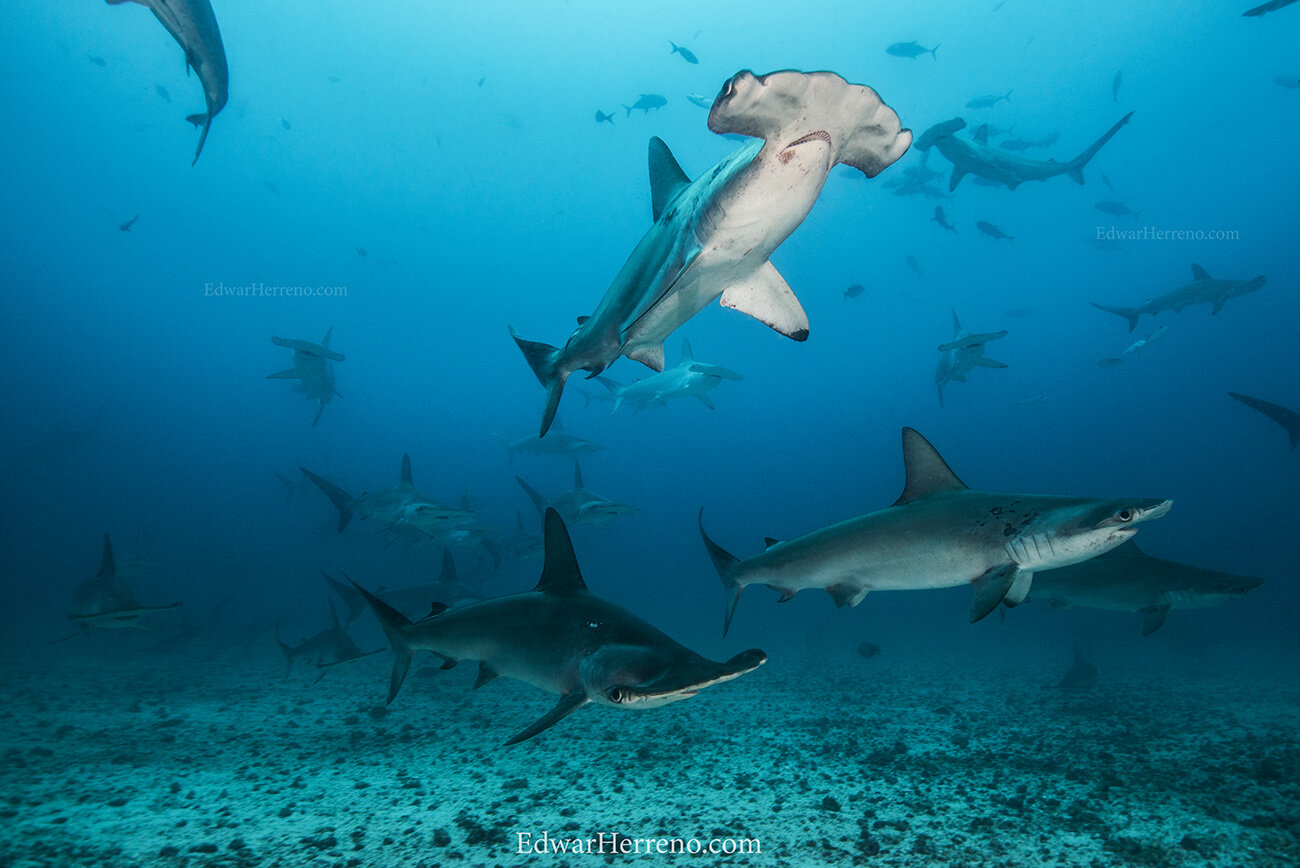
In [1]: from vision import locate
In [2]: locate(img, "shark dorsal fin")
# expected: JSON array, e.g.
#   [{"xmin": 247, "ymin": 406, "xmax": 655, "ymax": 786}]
[
  {"xmin": 439, "ymin": 549, "xmax": 458, "ymax": 584},
  {"xmin": 974, "ymin": 124, "xmax": 989, "ymax": 145},
  {"xmin": 894, "ymin": 428, "xmax": 968, "ymax": 506},
  {"xmin": 535, "ymin": 508, "xmax": 587, "ymax": 595},
  {"xmin": 764, "ymin": 537, "xmax": 782, "ymax": 548},
  {"xmin": 1191, "ymin": 264, "xmax": 1211, "ymax": 281},
  {"xmin": 322, "ymin": 326, "xmax": 334, "ymax": 347},
  {"xmin": 573, "ymin": 461, "xmax": 585, "ymax": 490},
  {"xmin": 577, "ymin": 315, "xmax": 590, "ymax": 325},
  {"xmin": 400, "ymin": 454, "xmax": 413, "ymax": 487},
  {"xmin": 679, "ymin": 339, "xmax": 694, "ymax": 365},
  {"xmin": 98, "ymin": 533, "xmax": 115, "ymax": 578},
  {"xmin": 648, "ymin": 137, "xmax": 691, "ymax": 222},
  {"xmin": 951, "ymin": 308, "xmax": 963, "ymax": 335}
]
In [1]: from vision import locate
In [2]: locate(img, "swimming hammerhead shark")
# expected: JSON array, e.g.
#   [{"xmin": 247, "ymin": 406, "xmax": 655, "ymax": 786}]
[{"xmin": 512, "ymin": 69, "xmax": 911, "ymax": 435}]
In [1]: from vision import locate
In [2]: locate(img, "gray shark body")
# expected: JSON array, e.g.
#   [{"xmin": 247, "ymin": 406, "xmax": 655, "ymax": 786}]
[
  {"xmin": 1091, "ymin": 265, "xmax": 1267, "ymax": 331},
  {"xmin": 354, "ymin": 508, "xmax": 766, "ymax": 745},
  {"xmin": 268, "ymin": 328, "xmax": 343, "ymax": 426},
  {"xmin": 1028, "ymin": 541, "xmax": 1263, "ymax": 635},
  {"xmin": 916, "ymin": 113, "xmax": 1131, "ymax": 191},
  {"xmin": 497, "ymin": 420, "xmax": 605, "ymax": 462},
  {"xmin": 597, "ymin": 339, "xmax": 742, "ymax": 413},
  {"xmin": 516, "ymin": 463, "xmax": 636, "ymax": 529},
  {"xmin": 700, "ymin": 428, "xmax": 1172, "ymax": 635},
  {"xmin": 107, "ymin": 0, "xmax": 228, "ymax": 164},
  {"xmin": 60, "ymin": 535, "xmax": 180, "ymax": 641},
  {"xmin": 935, "ymin": 311, "xmax": 1007, "ymax": 406},
  {"xmin": 1227, "ymin": 392, "xmax": 1300, "ymax": 449},
  {"xmin": 276, "ymin": 602, "xmax": 377, "ymax": 680},
  {"xmin": 512, "ymin": 69, "xmax": 910, "ymax": 435}
]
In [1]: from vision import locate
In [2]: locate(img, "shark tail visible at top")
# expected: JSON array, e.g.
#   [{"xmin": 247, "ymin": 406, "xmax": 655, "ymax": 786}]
[
  {"xmin": 1089, "ymin": 301, "xmax": 1141, "ymax": 332},
  {"xmin": 348, "ymin": 578, "xmax": 416, "ymax": 703},
  {"xmin": 300, "ymin": 467, "xmax": 356, "ymax": 531},
  {"xmin": 698, "ymin": 509, "xmax": 743, "ymax": 637},
  {"xmin": 510, "ymin": 326, "xmax": 569, "ymax": 437},
  {"xmin": 1066, "ymin": 112, "xmax": 1133, "ymax": 184}
]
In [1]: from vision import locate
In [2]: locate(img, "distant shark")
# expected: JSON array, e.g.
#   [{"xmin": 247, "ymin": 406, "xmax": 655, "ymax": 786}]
[
  {"xmin": 1227, "ymin": 392, "xmax": 1300, "ymax": 449},
  {"xmin": 353, "ymin": 508, "xmax": 767, "ymax": 745},
  {"xmin": 516, "ymin": 463, "xmax": 636, "ymax": 528},
  {"xmin": 1091, "ymin": 265, "xmax": 1267, "ymax": 331},
  {"xmin": 495, "ymin": 419, "xmax": 605, "ymax": 462},
  {"xmin": 915, "ymin": 113, "xmax": 1132, "ymax": 191},
  {"xmin": 512, "ymin": 69, "xmax": 911, "ymax": 435},
  {"xmin": 56, "ymin": 535, "xmax": 180, "ymax": 642},
  {"xmin": 700, "ymin": 428, "xmax": 1172, "ymax": 635},
  {"xmin": 107, "ymin": 0, "xmax": 228, "ymax": 164},
  {"xmin": 1027, "ymin": 540, "xmax": 1263, "ymax": 635},
  {"xmin": 597, "ymin": 339, "xmax": 742, "ymax": 413},
  {"xmin": 935, "ymin": 311, "xmax": 1007, "ymax": 406},
  {"xmin": 330, "ymin": 550, "xmax": 485, "ymax": 623},
  {"xmin": 276, "ymin": 602, "xmax": 380, "ymax": 681},
  {"xmin": 268, "ymin": 328, "xmax": 344, "ymax": 426}
]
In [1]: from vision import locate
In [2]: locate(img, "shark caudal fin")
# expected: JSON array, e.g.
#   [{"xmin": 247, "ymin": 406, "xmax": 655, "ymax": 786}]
[
  {"xmin": 1089, "ymin": 301, "xmax": 1141, "ymax": 332},
  {"xmin": 185, "ymin": 112, "xmax": 213, "ymax": 165},
  {"xmin": 1066, "ymin": 112, "xmax": 1133, "ymax": 184},
  {"xmin": 348, "ymin": 577, "xmax": 416, "ymax": 703},
  {"xmin": 510, "ymin": 326, "xmax": 569, "ymax": 437},
  {"xmin": 300, "ymin": 467, "xmax": 357, "ymax": 532},
  {"xmin": 595, "ymin": 376, "xmax": 625, "ymax": 413},
  {"xmin": 698, "ymin": 509, "xmax": 743, "ymax": 636},
  {"xmin": 515, "ymin": 476, "xmax": 550, "ymax": 520}
]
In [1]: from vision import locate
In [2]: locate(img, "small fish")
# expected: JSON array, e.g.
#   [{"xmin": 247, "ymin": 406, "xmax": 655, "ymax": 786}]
[
  {"xmin": 1243, "ymin": 0, "xmax": 1299, "ymax": 16},
  {"xmin": 1101, "ymin": 172, "xmax": 1114, "ymax": 190},
  {"xmin": 843, "ymin": 284, "xmax": 865, "ymax": 299},
  {"xmin": 1275, "ymin": 76, "xmax": 1300, "ymax": 89},
  {"xmin": 1095, "ymin": 200, "xmax": 1140, "ymax": 220},
  {"xmin": 118, "ymin": 215, "xmax": 139, "ymax": 232},
  {"xmin": 1112, "ymin": 71, "xmax": 1123, "ymax": 102},
  {"xmin": 1003, "ymin": 308, "xmax": 1035, "ymax": 318},
  {"xmin": 594, "ymin": 110, "xmax": 615, "ymax": 125},
  {"xmin": 281, "ymin": 117, "xmax": 291, "ymax": 131},
  {"xmin": 965, "ymin": 89, "xmax": 1012, "ymax": 109},
  {"xmin": 264, "ymin": 180, "xmax": 280, "ymax": 195},
  {"xmin": 686, "ymin": 92, "xmax": 711, "ymax": 109},
  {"xmin": 156, "ymin": 84, "xmax": 171, "ymax": 102},
  {"xmin": 477, "ymin": 76, "xmax": 486, "ymax": 87},
  {"xmin": 669, "ymin": 41, "xmax": 698, "ymax": 64},
  {"xmin": 623, "ymin": 94, "xmax": 667, "ymax": 116},
  {"xmin": 906, "ymin": 255, "xmax": 922, "ymax": 275},
  {"xmin": 976, "ymin": 220, "xmax": 1014, "ymax": 241},
  {"xmin": 856, "ymin": 641, "xmax": 881, "ymax": 659},
  {"xmin": 1016, "ymin": 395, "xmax": 1049, "ymax": 405},
  {"xmin": 89, "ymin": 55, "xmax": 107, "ymax": 67},
  {"xmin": 1096, "ymin": 357, "xmax": 1125, "ymax": 368},
  {"xmin": 328, "ymin": 75, "xmax": 341, "ymax": 84},
  {"xmin": 887, "ymin": 41, "xmax": 939, "ymax": 59},
  {"xmin": 355, "ymin": 247, "xmax": 367, "ymax": 258},
  {"xmin": 931, "ymin": 205, "xmax": 958, "ymax": 233}
]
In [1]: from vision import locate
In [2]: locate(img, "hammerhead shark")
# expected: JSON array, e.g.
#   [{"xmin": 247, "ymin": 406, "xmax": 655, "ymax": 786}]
[
  {"xmin": 596, "ymin": 339, "xmax": 742, "ymax": 413},
  {"xmin": 1228, "ymin": 392, "xmax": 1300, "ymax": 449},
  {"xmin": 353, "ymin": 508, "xmax": 767, "ymax": 745},
  {"xmin": 1027, "ymin": 540, "xmax": 1263, "ymax": 635},
  {"xmin": 915, "ymin": 112, "xmax": 1132, "ymax": 191},
  {"xmin": 268, "ymin": 328, "xmax": 344, "ymax": 426},
  {"xmin": 55, "ymin": 535, "xmax": 180, "ymax": 642},
  {"xmin": 512, "ymin": 69, "xmax": 911, "ymax": 435},
  {"xmin": 276, "ymin": 602, "xmax": 380, "ymax": 682},
  {"xmin": 107, "ymin": 0, "xmax": 228, "ymax": 164},
  {"xmin": 700, "ymin": 428, "xmax": 1172, "ymax": 635},
  {"xmin": 935, "ymin": 311, "xmax": 1007, "ymax": 406},
  {"xmin": 516, "ymin": 463, "xmax": 637, "ymax": 528},
  {"xmin": 1090, "ymin": 265, "xmax": 1267, "ymax": 331}
]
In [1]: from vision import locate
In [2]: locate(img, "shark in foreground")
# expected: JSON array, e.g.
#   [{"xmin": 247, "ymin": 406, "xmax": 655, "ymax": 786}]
[
  {"xmin": 915, "ymin": 112, "xmax": 1132, "ymax": 191},
  {"xmin": 516, "ymin": 463, "xmax": 636, "ymax": 529},
  {"xmin": 1027, "ymin": 541, "xmax": 1263, "ymax": 635},
  {"xmin": 107, "ymin": 0, "xmax": 228, "ymax": 164},
  {"xmin": 1227, "ymin": 392, "xmax": 1300, "ymax": 449},
  {"xmin": 56, "ymin": 535, "xmax": 180, "ymax": 642},
  {"xmin": 512, "ymin": 69, "xmax": 911, "ymax": 435},
  {"xmin": 700, "ymin": 428, "xmax": 1172, "ymax": 635},
  {"xmin": 354, "ymin": 509, "xmax": 766, "ymax": 745},
  {"xmin": 597, "ymin": 339, "xmax": 742, "ymax": 413},
  {"xmin": 935, "ymin": 311, "xmax": 1007, "ymax": 406},
  {"xmin": 268, "ymin": 328, "xmax": 344, "ymax": 426},
  {"xmin": 1091, "ymin": 265, "xmax": 1267, "ymax": 331}
]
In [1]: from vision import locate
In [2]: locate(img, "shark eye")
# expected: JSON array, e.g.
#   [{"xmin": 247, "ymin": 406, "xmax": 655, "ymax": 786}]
[
  {"xmin": 607, "ymin": 687, "xmax": 628, "ymax": 703},
  {"xmin": 1117, "ymin": 508, "xmax": 1135, "ymax": 522},
  {"xmin": 721, "ymin": 78, "xmax": 734, "ymax": 98}
]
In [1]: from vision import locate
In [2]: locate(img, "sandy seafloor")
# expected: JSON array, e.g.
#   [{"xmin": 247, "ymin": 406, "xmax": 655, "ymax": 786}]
[{"xmin": 2, "ymin": 649, "xmax": 1297, "ymax": 868}]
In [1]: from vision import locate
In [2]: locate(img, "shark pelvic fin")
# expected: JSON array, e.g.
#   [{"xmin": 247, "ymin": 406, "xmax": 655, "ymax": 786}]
[
  {"xmin": 970, "ymin": 564, "xmax": 1018, "ymax": 622},
  {"xmin": 1141, "ymin": 603, "xmax": 1171, "ymax": 636},
  {"xmin": 473, "ymin": 662, "xmax": 500, "ymax": 690},
  {"xmin": 698, "ymin": 509, "xmax": 743, "ymax": 636},
  {"xmin": 894, "ymin": 428, "xmax": 968, "ymax": 506},
  {"xmin": 535, "ymin": 508, "xmax": 587, "ymax": 595},
  {"xmin": 505, "ymin": 691, "xmax": 589, "ymax": 746},
  {"xmin": 627, "ymin": 343, "xmax": 666, "ymax": 371},
  {"xmin": 719, "ymin": 261, "xmax": 809, "ymax": 341},
  {"xmin": 1002, "ymin": 570, "xmax": 1035, "ymax": 607},
  {"xmin": 648, "ymin": 137, "xmax": 691, "ymax": 221},
  {"xmin": 827, "ymin": 584, "xmax": 868, "ymax": 608}
]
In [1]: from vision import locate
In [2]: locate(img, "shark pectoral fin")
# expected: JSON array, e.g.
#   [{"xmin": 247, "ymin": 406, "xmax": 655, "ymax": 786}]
[
  {"xmin": 975, "ymin": 357, "xmax": 1008, "ymax": 369},
  {"xmin": 473, "ymin": 662, "xmax": 500, "ymax": 689},
  {"xmin": 719, "ymin": 261, "xmax": 809, "ymax": 341},
  {"xmin": 948, "ymin": 167, "xmax": 967, "ymax": 191},
  {"xmin": 1140, "ymin": 604, "xmax": 1171, "ymax": 636},
  {"xmin": 505, "ymin": 691, "xmax": 589, "ymax": 746},
  {"xmin": 627, "ymin": 343, "xmax": 665, "ymax": 371},
  {"xmin": 267, "ymin": 368, "xmax": 301, "ymax": 379},
  {"xmin": 1002, "ymin": 570, "xmax": 1034, "ymax": 608},
  {"xmin": 970, "ymin": 564, "xmax": 1019, "ymax": 622},
  {"xmin": 694, "ymin": 393, "xmax": 715, "ymax": 410},
  {"xmin": 827, "ymin": 584, "xmax": 868, "ymax": 608},
  {"xmin": 437, "ymin": 656, "xmax": 459, "ymax": 670},
  {"xmin": 1211, "ymin": 297, "xmax": 1226, "ymax": 315}
]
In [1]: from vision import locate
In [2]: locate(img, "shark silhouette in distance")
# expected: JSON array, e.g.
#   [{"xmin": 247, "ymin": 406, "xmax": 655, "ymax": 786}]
[
  {"xmin": 700, "ymin": 428, "xmax": 1172, "ymax": 636},
  {"xmin": 935, "ymin": 311, "xmax": 1007, "ymax": 406},
  {"xmin": 1026, "ymin": 541, "xmax": 1264, "ymax": 635},
  {"xmin": 276, "ymin": 602, "xmax": 380, "ymax": 682},
  {"xmin": 516, "ymin": 463, "xmax": 637, "ymax": 529},
  {"xmin": 495, "ymin": 419, "xmax": 605, "ymax": 463},
  {"xmin": 268, "ymin": 328, "xmax": 344, "ymax": 426},
  {"xmin": 55, "ymin": 535, "xmax": 181, "ymax": 643},
  {"xmin": 512, "ymin": 69, "xmax": 911, "ymax": 435},
  {"xmin": 1227, "ymin": 392, "xmax": 1300, "ymax": 449},
  {"xmin": 352, "ymin": 508, "xmax": 767, "ymax": 745},
  {"xmin": 326, "ymin": 551, "xmax": 485, "ymax": 625},
  {"xmin": 596, "ymin": 339, "xmax": 742, "ymax": 413},
  {"xmin": 915, "ymin": 112, "xmax": 1132, "ymax": 191},
  {"xmin": 1091, "ymin": 265, "xmax": 1267, "ymax": 331},
  {"xmin": 107, "ymin": 0, "xmax": 228, "ymax": 164}
]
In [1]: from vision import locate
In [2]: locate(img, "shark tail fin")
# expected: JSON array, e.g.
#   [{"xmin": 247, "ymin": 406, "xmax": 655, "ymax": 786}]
[
  {"xmin": 300, "ymin": 467, "xmax": 356, "ymax": 531},
  {"xmin": 930, "ymin": 43, "xmax": 940, "ymax": 59},
  {"xmin": 186, "ymin": 112, "xmax": 213, "ymax": 165},
  {"xmin": 348, "ymin": 576, "xmax": 416, "ymax": 703},
  {"xmin": 594, "ymin": 376, "xmax": 624, "ymax": 414},
  {"xmin": 1089, "ymin": 301, "xmax": 1141, "ymax": 332},
  {"xmin": 515, "ymin": 476, "xmax": 549, "ymax": 520},
  {"xmin": 1067, "ymin": 112, "xmax": 1133, "ymax": 184},
  {"xmin": 510, "ymin": 327, "xmax": 569, "ymax": 437},
  {"xmin": 698, "ymin": 509, "xmax": 743, "ymax": 637}
]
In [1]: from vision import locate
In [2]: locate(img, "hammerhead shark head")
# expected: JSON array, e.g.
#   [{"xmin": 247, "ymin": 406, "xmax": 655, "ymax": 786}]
[
  {"xmin": 935, "ymin": 311, "xmax": 1007, "ymax": 406},
  {"xmin": 268, "ymin": 328, "xmax": 344, "ymax": 426},
  {"xmin": 1091, "ymin": 265, "xmax": 1267, "ymax": 331},
  {"xmin": 700, "ymin": 428, "xmax": 1172, "ymax": 635},
  {"xmin": 353, "ymin": 508, "xmax": 767, "ymax": 745},
  {"xmin": 55, "ymin": 535, "xmax": 180, "ymax": 642},
  {"xmin": 1027, "ymin": 540, "xmax": 1263, "ymax": 635},
  {"xmin": 516, "ymin": 463, "xmax": 637, "ymax": 528},
  {"xmin": 915, "ymin": 112, "xmax": 1132, "ymax": 191},
  {"xmin": 596, "ymin": 339, "xmax": 743, "ymax": 413},
  {"xmin": 107, "ymin": 0, "xmax": 228, "ymax": 164},
  {"xmin": 512, "ymin": 69, "xmax": 911, "ymax": 435}
]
